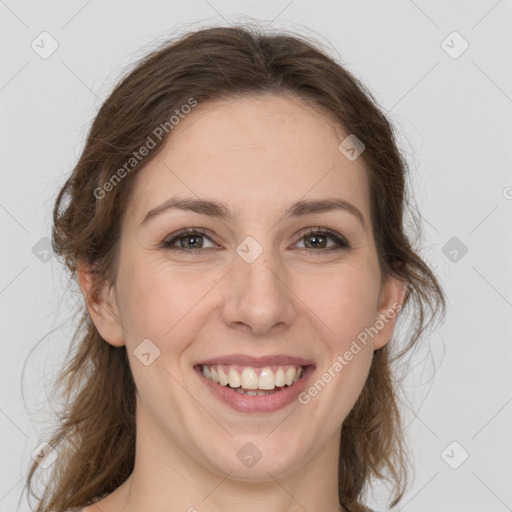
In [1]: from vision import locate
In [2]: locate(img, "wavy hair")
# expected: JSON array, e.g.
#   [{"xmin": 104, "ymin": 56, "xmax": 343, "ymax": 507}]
[{"xmin": 24, "ymin": 24, "xmax": 446, "ymax": 512}]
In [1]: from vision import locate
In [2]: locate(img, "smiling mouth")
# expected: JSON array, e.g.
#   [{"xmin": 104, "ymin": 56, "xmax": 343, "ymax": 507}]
[{"xmin": 195, "ymin": 363, "xmax": 308, "ymax": 396}]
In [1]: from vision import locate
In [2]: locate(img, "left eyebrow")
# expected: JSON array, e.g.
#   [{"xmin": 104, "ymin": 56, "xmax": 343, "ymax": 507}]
[
  {"xmin": 282, "ymin": 198, "xmax": 365, "ymax": 228},
  {"xmin": 140, "ymin": 196, "xmax": 365, "ymax": 228}
]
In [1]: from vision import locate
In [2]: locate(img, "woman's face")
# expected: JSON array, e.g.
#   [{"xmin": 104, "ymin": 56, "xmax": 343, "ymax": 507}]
[{"xmin": 83, "ymin": 93, "xmax": 404, "ymax": 482}]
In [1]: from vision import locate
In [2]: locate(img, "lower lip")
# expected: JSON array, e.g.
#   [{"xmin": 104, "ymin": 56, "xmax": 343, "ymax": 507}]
[{"xmin": 194, "ymin": 365, "xmax": 315, "ymax": 413}]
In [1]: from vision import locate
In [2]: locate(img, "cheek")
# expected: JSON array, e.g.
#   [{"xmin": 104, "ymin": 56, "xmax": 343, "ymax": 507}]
[
  {"xmin": 118, "ymin": 254, "xmax": 203, "ymax": 323},
  {"xmin": 300, "ymin": 261, "xmax": 380, "ymax": 346},
  {"xmin": 297, "ymin": 261, "xmax": 379, "ymax": 413},
  {"xmin": 116, "ymin": 258, "xmax": 224, "ymax": 379},
  {"xmin": 116, "ymin": 263, "xmax": 203, "ymax": 397}
]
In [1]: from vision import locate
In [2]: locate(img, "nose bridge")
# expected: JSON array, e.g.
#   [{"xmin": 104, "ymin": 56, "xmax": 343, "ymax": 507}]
[{"xmin": 222, "ymin": 241, "xmax": 296, "ymax": 335}]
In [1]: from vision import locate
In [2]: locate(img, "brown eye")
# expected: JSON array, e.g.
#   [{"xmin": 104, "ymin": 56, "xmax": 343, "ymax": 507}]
[{"xmin": 295, "ymin": 228, "xmax": 350, "ymax": 250}]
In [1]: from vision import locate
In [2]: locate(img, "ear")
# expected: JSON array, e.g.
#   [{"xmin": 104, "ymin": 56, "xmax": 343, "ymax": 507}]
[
  {"xmin": 76, "ymin": 260, "xmax": 125, "ymax": 347},
  {"xmin": 372, "ymin": 274, "xmax": 407, "ymax": 351}
]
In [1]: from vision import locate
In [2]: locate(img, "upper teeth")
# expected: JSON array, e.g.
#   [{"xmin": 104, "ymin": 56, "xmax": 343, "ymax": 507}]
[{"xmin": 201, "ymin": 364, "xmax": 303, "ymax": 390}]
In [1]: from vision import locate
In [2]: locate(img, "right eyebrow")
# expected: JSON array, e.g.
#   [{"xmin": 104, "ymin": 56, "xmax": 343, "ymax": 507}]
[{"xmin": 140, "ymin": 197, "xmax": 236, "ymax": 226}]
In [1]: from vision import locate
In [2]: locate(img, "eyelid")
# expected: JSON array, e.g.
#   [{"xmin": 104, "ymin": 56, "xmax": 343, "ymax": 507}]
[
  {"xmin": 163, "ymin": 227, "xmax": 219, "ymax": 249},
  {"xmin": 293, "ymin": 226, "xmax": 350, "ymax": 248},
  {"xmin": 163, "ymin": 226, "xmax": 351, "ymax": 252}
]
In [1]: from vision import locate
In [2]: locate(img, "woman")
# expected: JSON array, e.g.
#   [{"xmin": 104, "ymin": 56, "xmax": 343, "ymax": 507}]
[{"xmin": 25, "ymin": 24, "xmax": 446, "ymax": 512}]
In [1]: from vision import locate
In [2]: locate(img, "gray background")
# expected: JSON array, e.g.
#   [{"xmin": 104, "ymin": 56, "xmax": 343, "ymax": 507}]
[{"xmin": 1, "ymin": 1, "xmax": 511, "ymax": 511}]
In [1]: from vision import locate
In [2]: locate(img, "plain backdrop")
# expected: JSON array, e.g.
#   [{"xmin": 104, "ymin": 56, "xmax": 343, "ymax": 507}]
[{"xmin": 1, "ymin": 1, "xmax": 511, "ymax": 511}]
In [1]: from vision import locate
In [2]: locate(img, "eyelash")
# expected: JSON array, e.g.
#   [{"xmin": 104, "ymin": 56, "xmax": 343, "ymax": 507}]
[{"xmin": 162, "ymin": 227, "xmax": 351, "ymax": 253}]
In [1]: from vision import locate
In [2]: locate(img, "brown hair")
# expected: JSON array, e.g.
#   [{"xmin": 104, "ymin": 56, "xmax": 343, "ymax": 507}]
[{"xmin": 24, "ymin": 24, "xmax": 446, "ymax": 512}]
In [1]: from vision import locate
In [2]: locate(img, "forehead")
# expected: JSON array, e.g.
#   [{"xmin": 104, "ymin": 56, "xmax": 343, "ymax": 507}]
[{"xmin": 126, "ymin": 93, "xmax": 370, "ymax": 225}]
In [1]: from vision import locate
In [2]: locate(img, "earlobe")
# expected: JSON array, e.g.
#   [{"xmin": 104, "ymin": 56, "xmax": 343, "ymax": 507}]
[
  {"xmin": 373, "ymin": 275, "xmax": 407, "ymax": 351},
  {"xmin": 76, "ymin": 260, "xmax": 126, "ymax": 347}
]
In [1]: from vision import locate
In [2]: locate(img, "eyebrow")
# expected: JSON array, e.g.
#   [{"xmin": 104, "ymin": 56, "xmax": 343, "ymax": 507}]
[{"xmin": 140, "ymin": 196, "xmax": 365, "ymax": 228}]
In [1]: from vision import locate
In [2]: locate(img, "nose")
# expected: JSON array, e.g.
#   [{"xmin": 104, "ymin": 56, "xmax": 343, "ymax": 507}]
[{"xmin": 221, "ymin": 249, "xmax": 297, "ymax": 337}]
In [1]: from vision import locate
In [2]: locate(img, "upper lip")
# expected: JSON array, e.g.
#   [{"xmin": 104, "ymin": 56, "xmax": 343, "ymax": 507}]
[{"xmin": 196, "ymin": 354, "xmax": 314, "ymax": 368}]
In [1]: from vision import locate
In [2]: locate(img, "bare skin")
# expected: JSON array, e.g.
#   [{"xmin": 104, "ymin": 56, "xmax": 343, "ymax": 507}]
[{"xmin": 78, "ymin": 93, "xmax": 405, "ymax": 512}]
